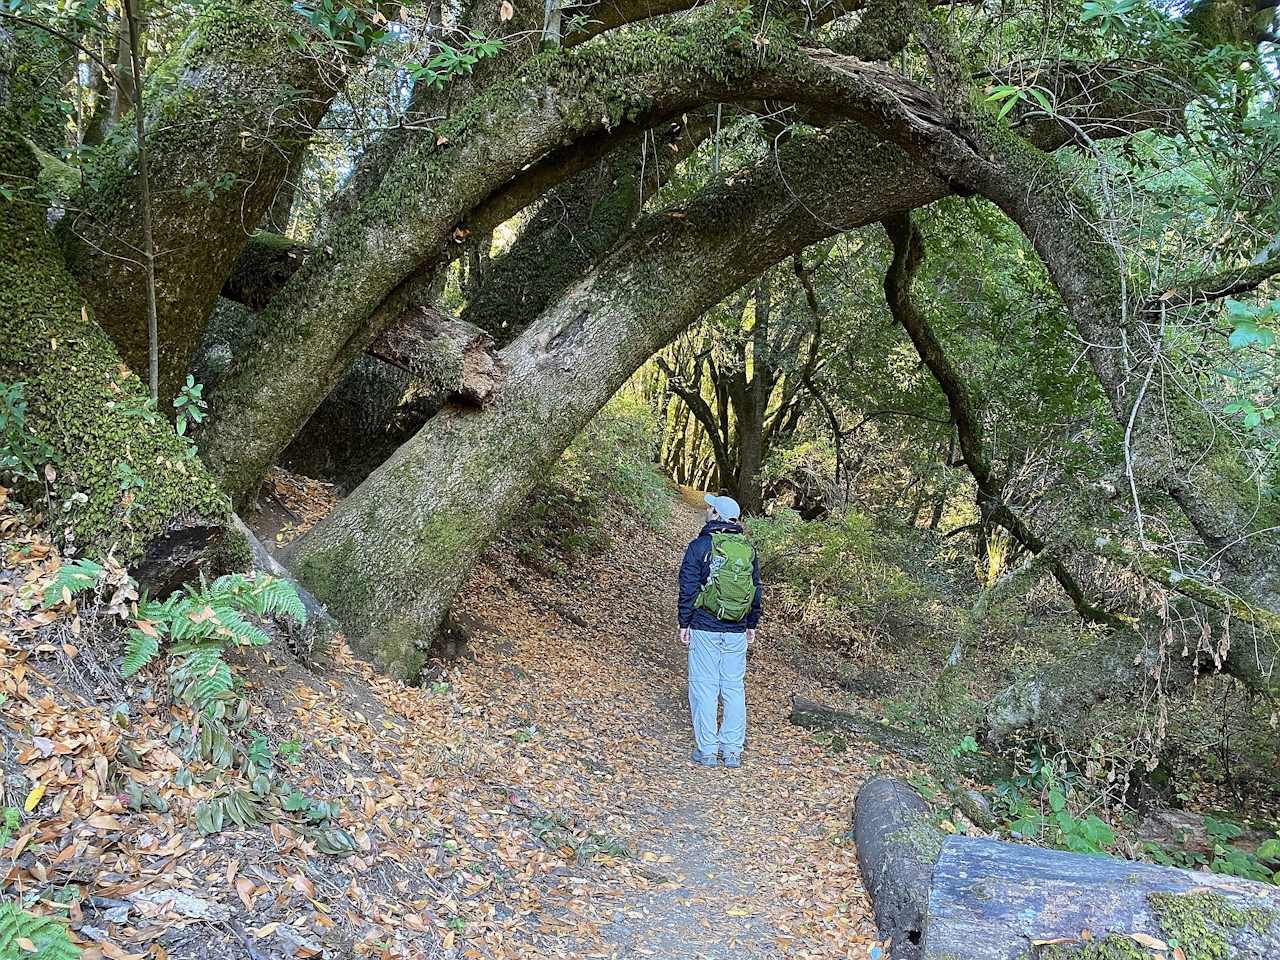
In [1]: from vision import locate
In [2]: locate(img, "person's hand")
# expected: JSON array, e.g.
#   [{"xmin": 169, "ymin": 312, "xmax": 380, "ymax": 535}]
[
  {"xmin": 745, "ymin": 629, "xmax": 756, "ymax": 645},
  {"xmin": 679, "ymin": 627, "xmax": 691, "ymax": 646}
]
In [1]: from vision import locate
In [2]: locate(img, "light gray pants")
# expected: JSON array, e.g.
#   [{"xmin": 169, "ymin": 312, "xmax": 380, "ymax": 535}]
[{"xmin": 688, "ymin": 629, "xmax": 748, "ymax": 757}]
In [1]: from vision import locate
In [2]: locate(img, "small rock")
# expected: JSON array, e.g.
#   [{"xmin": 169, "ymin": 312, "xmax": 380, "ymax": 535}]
[
  {"xmin": 778, "ymin": 757, "xmax": 792, "ymax": 766},
  {"xmin": 965, "ymin": 790, "xmax": 993, "ymax": 817},
  {"xmin": 127, "ymin": 890, "xmax": 229, "ymax": 922},
  {"xmin": 78, "ymin": 926, "xmax": 110, "ymax": 941},
  {"xmin": 102, "ymin": 906, "xmax": 130, "ymax": 923}
]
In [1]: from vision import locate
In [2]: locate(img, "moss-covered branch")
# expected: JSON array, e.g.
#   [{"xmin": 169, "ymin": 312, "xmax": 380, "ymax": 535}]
[{"xmin": 1144, "ymin": 258, "xmax": 1280, "ymax": 314}]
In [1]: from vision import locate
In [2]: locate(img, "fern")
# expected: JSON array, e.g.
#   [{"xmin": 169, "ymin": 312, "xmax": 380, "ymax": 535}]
[
  {"xmin": 123, "ymin": 572, "xmax": 303, "ymax": 709},
  {"xmin": 121, "ymin": 627, "xmax": 159, "ymax": 677},
  {"xmin": 211, "ymin": 573, "xmax": 307, "ymax": 624},
  {"xmin": 0, "ymin": 902, "xmax": 80, "ymax": 960},
  {"xmin": 172, "ymin": 642, "xmax": 236, "ymax": 701},
  {"xmin": 41, "ymin": 559, "xmax": 104, "ymax": 607}
]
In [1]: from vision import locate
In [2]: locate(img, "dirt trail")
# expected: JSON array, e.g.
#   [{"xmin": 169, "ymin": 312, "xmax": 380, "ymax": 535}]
[
  {"xmin": 0, "ymin": 490, "xmax": 894, "ymax": 960},
  {"xmin": 446, "ymin": 499, "xmax": 888, "ymax": 958}
]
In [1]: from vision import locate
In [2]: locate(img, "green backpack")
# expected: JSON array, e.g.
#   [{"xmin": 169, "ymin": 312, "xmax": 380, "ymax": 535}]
[{"xmin": 696, "ymin": 532, "xmax": 756, "ymax": 622}]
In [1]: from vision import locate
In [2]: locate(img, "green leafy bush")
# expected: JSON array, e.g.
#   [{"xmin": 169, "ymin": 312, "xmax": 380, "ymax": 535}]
[
  {"xmin": 746, "ymin": 507, "xmax": 931, "ymax": 643},
  {"xmin": 0, "ymin": 381, "xmax": 57, "ymax": 484},
  {"xmin": 513, "ymin": 395, "xmax": 672, "ymax": 566}
]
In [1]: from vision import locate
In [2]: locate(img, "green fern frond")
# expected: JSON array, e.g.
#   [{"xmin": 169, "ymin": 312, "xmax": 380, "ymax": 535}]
[
  {"xmin": 0, "ymin": 903, "xmax": 81, "ymax": 960},
  {"xmin": 203, "ymin": 606, "xmax": 271, "ymax": 647},
  {"xmin": 213, "ymin": 572, "xmax": 307, "ymax": 625},
  {"xmin": 41, "ymin": 559, "xmax": 105, "ymax": 608},
  {"xmin": 256, "ymin": 575, "xmax": 307, "ymax": 624},
  {"xmin": 193, "ymin": 662, "xmax": 235, "ymax": 702},
  {"xmin": 121, "ymin": 628, "xmax": 160, "ymax": 677},
  {"xmin": 172, "ymin": 643, "xmax": 235, "ymax": 703}
]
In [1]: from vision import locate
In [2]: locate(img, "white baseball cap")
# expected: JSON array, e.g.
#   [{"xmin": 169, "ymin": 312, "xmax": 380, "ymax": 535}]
[{"xmin": 704, "ymin": 493, "xmax": 741, "ymax": 520}]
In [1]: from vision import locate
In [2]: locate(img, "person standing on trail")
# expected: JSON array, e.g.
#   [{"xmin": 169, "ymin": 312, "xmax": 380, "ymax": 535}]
[{"xmin": 678, "ymin": 493, "xmax": 762, "ymax": 769}]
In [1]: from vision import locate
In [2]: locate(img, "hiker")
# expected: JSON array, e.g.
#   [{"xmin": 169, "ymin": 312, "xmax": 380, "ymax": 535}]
[{"xmin": 678, "ymin": 493, "xmax": 762, "ymax": 768}]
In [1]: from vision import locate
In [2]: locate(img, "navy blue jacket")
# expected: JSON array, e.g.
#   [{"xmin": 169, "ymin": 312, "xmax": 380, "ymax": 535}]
[{"xmin": 678, "ymin": 520, "xmax": 763, "ymax": 632}]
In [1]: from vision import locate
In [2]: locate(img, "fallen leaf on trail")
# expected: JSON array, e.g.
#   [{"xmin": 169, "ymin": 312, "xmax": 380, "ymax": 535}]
[
  {"xmin": 235, "ymin": 876, "xmax": 257, "ymax": 911},
  {"xmin": 23, "ymin": 783, "xmax": 44, "ymax": 811}
]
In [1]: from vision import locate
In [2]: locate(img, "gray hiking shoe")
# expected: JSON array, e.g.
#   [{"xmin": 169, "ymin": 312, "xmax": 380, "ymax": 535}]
[
  {"xmin": 690, "ymin": 748, "xmax": 718, "ymax": 767},
  {"xmin": 723, "ymin": 754, "xmax": 741, "ymax": 768}
]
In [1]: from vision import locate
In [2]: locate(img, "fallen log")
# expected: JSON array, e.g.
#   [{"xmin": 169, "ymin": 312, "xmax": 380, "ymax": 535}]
[
  {"xmin": 369, "ymin": 305, "xmax": 508, "ymax": 405},
  {"xmin": 790, "ymin": 696, "xmax": 1009, "ymax": 785},
  {"xmin": 791, "ymin": 695, "xmax": 929, "ymax": 760},
  {"xmin": 922, "ymin": 834, "xmax": 1280, "ymax": 959},
  {"xmin": 853, "ymin": 777, "xmax": 943, "ymax": 960}
]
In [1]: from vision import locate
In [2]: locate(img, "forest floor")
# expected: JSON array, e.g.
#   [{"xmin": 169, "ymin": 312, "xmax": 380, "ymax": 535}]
[{"xmin": 0, "ymin": 486, "xmax": 920, "ymax": 959}]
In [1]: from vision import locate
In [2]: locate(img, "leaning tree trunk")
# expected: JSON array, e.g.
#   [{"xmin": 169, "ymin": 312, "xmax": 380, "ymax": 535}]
[
  {"xmin": 894, "ymin": 20, "xmax": 1280, "ymax": 611},
  {"xmin": 0, "ymin": 123, "xmax": 231, "ymax": 575},
  {"xmin": 283, "ymin": 123, "xmax": 951, "ymax": 678},
  {"xmin": 56, "ymin": 0, "xmax": 348, "ymax": 405},
  {"xmin": 246, "ymin": 119, "xmax": 712, "ymax": 491}
]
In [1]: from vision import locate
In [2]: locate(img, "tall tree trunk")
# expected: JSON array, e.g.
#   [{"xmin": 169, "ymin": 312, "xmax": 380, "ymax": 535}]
[
  {"xmin": 736, "ymin": 277, "xmax": 772, "ymax": 516},
  {"xmin": 57, "ymin": 0, "xmax": 349, "ymax": 405},
  {"xmin": 284, "ymin": 123, "xmax": 949, "ymax": 678}
]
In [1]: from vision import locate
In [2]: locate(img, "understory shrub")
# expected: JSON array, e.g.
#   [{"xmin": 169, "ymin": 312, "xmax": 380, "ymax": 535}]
[
  {"xmin": 746, "ymin": 507, "xmax": 950, "ymax": 647},
  {"xmin": 511, "ymin": 395, "xmax": 672, "ymax": 568}
]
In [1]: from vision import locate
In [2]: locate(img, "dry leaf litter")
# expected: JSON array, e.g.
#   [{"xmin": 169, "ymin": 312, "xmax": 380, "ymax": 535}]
[{"xmin": 2, "ymin": 481, "xmax": 901, "ymax": 959}]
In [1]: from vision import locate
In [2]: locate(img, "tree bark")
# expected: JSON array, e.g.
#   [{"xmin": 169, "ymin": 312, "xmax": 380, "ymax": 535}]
[
  {"xmin": 0, "ymin": 122, "xmax": 231, "ymax": 565},
  {"xmin": 369, "ymin": 306, "xmax": 507, "ymax": 404},
  {"xmin": 923, "ymin": 834, "xmax": 1280, "ymax": 959},
  {"xmin": 56, "ymin": 0, "xmax": 349, "ymax": 405},
  {"xmin": 853, "ymin": 777, "xmax": 940, "ymax": 960},
  {"xmin": 220, "ymin": 233, "xmax": 311, "ymax": 310},
  {"xmin": 283, "ymin": 123, "xmax": 950, "ymax": 678}
]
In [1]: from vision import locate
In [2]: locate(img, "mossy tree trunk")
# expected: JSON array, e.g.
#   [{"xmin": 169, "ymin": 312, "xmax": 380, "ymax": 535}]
[
  {"xmin": 283, "ymin": 124, "xmax": 949, "ymax": 679},
  {"xmin": 0, "ymin": 120, "xmax": 231, "ymax": 569},
  {"xmin": 56, "ymin": 0, "xmax": 348, "ymax": 405}
]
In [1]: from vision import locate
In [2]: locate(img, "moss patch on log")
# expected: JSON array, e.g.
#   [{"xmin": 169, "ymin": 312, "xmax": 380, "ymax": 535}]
[{"xmin": 1029, "ymin": 890, "xmax": 1276, "ymax": 960}]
